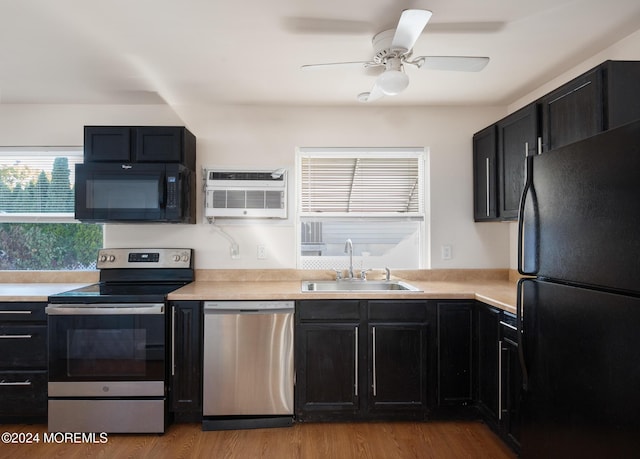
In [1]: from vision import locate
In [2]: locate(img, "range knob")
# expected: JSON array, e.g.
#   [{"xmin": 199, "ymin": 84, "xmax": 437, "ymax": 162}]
[
  {"xmin": 182, "ymin": 255, "xmax": 190, "ymax": 262},
  {"xmin": 99, "ymin": 255, "xmax": 107, "ymax": 262},
  {"xmin": 108, "ymin": 255, "xmax": 116, "ymax": 262},
  {"xmin": 173, "ymin": 255, "xmax": 181, "ymax": 262}
]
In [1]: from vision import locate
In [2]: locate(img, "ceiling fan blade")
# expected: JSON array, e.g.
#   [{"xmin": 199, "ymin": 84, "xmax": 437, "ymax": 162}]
[
  {"xmin": 301, "ymin": 61, "xmax": 374, "ymax": 71},
  {"xmin": 391, "ymin": 9, "xmax": 432, "ymax": 52},
  {"xmin": 415, "ymin": 56, "xmax": 490, "ymax": 72}
]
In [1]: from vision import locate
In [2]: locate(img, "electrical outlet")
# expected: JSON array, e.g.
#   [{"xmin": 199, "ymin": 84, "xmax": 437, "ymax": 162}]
[
  {"xmin": 441, "ymin": 245, "xmax": 452, "ymax": 260},
  {"xmin": 257, "ymin": 244, "xmax": 267, "ymax": 260}
]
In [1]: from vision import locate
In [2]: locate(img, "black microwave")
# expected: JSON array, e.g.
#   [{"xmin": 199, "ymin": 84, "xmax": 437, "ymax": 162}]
[{"xmin": 75, "ymin": 162, "xmax": 195, "ymax": 223}]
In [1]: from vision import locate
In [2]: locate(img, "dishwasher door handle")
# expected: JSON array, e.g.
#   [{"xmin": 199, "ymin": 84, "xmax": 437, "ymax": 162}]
[{"xmin": 204, "ymin": 308, "xmax": 294, "ymax": 315}]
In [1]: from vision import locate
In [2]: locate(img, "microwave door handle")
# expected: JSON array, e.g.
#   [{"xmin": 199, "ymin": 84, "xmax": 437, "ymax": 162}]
[{"xmin": 159, "ymin": 175, "xmax": 166, "ymax": 208}]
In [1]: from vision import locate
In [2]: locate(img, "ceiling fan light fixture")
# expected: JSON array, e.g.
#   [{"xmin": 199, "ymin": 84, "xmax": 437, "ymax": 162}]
[{"xmin": 377, "ymin": 69, "xmax": 409, "ymax": 95}]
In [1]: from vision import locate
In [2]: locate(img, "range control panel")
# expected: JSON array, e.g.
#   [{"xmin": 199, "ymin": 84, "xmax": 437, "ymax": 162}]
[{"xmin": 97, "ymin": 248, "xmax": 193, "ymax": 269}]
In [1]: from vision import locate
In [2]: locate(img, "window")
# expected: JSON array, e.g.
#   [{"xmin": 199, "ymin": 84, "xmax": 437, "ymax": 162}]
[
  {"xmin": 297, "ymin": 148, "xmax": 426, "ymax": 270},
  {"xmin": 0, "ymin": 147, "xmax": 103, "ymax": 270}
]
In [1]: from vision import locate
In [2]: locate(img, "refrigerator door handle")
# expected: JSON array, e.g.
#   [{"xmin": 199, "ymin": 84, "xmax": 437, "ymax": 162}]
[
  {"xmin": 516, "ymin": 278, "xmax": 529, "ymax": 391},
  {"xmin": 518, "ymin": 154, "xmax": 539, "ymax": 275}
]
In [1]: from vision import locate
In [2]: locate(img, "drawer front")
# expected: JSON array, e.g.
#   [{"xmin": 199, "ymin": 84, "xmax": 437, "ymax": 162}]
[
  {"xmin": 0, "ymin": 371, "xmax": 47, "ymax": 417},
  {"xmin": 500, "ymin": 312, "xmax": 519, "ymax": 342},
  {"xmin": 0, "ymin": 302, "xmax": 46, "ymax": 322},
  {"xmin": 0, "ymin": 325, "xmax": 47, "ymax": 368},
  {"xmin": 297, "ymin": 300, "xmax": 360, "ymax": 321},
  {"xmin": 368, "ymin": 301, "xmax": 428, "ymax": 321}
]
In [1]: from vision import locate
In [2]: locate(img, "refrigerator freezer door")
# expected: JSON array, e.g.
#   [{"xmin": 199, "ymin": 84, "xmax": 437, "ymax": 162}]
[
  {"xmin": 518, "ymin": 119, "xmax": 640, "ymax": 293},
  {"xmin": 520, "ymin": 279, "xmax": 640, "ymax": 458}
]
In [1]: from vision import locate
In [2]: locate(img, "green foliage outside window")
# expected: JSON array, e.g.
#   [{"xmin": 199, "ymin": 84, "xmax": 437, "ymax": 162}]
[
  {"xmin": 0, "ymin": 223, "xmax": 102, "ymax": 270},
  {"xmin": 0, "ymin": 152, "xmax": 103, "ymax": 270}
]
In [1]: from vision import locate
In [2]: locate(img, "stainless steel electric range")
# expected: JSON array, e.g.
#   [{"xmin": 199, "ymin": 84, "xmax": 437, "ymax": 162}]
[{"xmin": 46, "ymin": 248, "xmax": 194, "ymax": 433}]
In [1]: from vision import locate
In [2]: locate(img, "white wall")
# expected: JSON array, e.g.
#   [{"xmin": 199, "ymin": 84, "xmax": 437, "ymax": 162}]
[
  {"xmin": 0, "ymin": 103, "xmax": 509, "ymax": 270},
  {"xmin": 110, "ymin": 105, "xmax": 510, "ymax": 269}
]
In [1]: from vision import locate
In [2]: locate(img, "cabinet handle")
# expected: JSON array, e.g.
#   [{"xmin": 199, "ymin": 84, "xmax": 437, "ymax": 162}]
[
  {"xmin": 372, "ymin": 326, "xmax": 377, "ymax": 397},
  {"xmin": 498, "ymin": 340, "xmax": 503, "ymax": 420},
  {"xmin": 0, "ymin": 334, "xmax": 32, "ymax": 339},
  {"xmin": 485, "ymin": 157, "xmax": 490, "ymax": 217},
  {"xmin": 499, "ymin": 321, "xmax": 517, "ymax": 331},
  {"xmin": 537, "ymin": 137, "xmax": 542, "ymax": 155},
  {"xmin": 0, "ymin": 380, "xmax": 32, "ymax": 386},
  {"xmin": 354, "ymin": 326, "xmax": 359, "ymax": 397},
  {"xmin": 524, "ymin": 142, "xmax": 529, "ymax": 158},
  {"xmin": 171, "ymin": 306, "xmax": 176, "ymax": 377},
  {"xmin": 0, "ymin": 310, "xmax": 32, "ymax": 314}
]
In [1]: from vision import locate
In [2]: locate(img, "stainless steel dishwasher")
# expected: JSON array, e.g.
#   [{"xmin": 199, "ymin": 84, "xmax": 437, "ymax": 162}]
[{"xmin": 202, "ymin": 301, "xmax": 294, "ymax": 430}]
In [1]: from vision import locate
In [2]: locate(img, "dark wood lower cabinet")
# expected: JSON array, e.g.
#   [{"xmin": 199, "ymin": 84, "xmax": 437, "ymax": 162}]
[
  {"xmin": 476, "ymin": 303, "xmax": 501, "ymax": 421},
  {"xmin": 296, "ymin": 323, "xmax": 360, "ymax": 417},
  {"xmin": 499, "ymin": 313, "xmax": 522, "ymax": 453},
  {"xmin": 169, "ymin": 301, "xmax": 202, "ymax": 421},
  {"xmin": 367, "ymin": 300, "xmax": 431, "ymax": 417},
  {"xmin": 0, "ymin": 302, "xmax": 48, "ymax": 423},
  {"xmin": 437, "ymin": 301, "xmax": 474, "ymax": 406},
  {"xmin": 295, "ymin": 300, "xmax": 432, "ymax": 421}
]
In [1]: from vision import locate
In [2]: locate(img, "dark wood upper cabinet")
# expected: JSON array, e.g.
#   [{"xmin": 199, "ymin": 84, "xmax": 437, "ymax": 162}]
[
  {"xmin": 540, "ymin": 67, "xmax": 603, "ymax": 152},
  {"xmin": 497, "ymin": 104, "xmax": 539, "ymax": 220},
  {"xmin": 540, "ymin": 60, "xmax": 640, "ymax": 152},
  {"xmin": 473, "ymin": 125, "xmax": 498, "ymax": 221},
  {"xmin": 84, "ymin": 126, "xmax": 196, "ymax": 169},
  {"xmin": 135, "ymin": 127, "xmax": 184, "ymax": 163},
  {"xmin": 84, "ymin": 126, "xmax": 132, "ymax": 162},
  {"xmin": 474, "ymin": 60, "xmax": 640, "ymax": 222}
]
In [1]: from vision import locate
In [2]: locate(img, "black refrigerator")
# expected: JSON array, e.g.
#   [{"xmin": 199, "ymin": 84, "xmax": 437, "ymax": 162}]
[{"xmin": 517, "ymin": 119, "xmax": 640, "ymax": 458}]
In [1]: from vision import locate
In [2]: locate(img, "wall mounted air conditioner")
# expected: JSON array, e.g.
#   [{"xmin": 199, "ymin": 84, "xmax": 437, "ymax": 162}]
[{"xmin": 204, "ymin": 168, "xmax": 287, "ymax": 219}]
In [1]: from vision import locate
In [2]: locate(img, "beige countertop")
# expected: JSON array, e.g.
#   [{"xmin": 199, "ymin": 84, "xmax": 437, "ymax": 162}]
[
  {"xmin": 0, "ymin": 283, "xmax": 91, "ymax": 302},
  {"xmin": 169, "ymin": 273, "xmax": 518, "ymax": 314},
  {"xmin": 0, "ymin": 269, "xmax": 519, "ymax": 314}
]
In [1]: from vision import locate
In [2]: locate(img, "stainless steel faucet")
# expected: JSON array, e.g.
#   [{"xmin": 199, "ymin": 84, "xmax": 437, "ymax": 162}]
[{"xmin": 344, "ymin": 238, "xmax": 354, "ymax": 279}]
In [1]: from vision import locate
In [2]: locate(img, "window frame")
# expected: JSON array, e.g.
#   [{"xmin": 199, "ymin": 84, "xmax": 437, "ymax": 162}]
[{"xmin": 295, "ymin": 147, "xmax": 428, "ymax": 269}]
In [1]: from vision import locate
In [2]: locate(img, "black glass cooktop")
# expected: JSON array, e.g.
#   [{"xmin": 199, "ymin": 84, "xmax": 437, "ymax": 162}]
[{"xmin": 49, "ymin": 282, "xmax": 189, "ymax": 304}]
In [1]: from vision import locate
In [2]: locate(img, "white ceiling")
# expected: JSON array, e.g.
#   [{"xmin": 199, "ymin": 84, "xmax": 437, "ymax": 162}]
[{"xmin": 1, "ymin": 0, "xmax": 640, "ymax": 107}]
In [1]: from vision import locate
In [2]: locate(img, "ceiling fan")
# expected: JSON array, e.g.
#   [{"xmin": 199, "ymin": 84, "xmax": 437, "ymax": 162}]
[{"xmin": 301, "ymin": 9, "xmax": 490, "ymax": 102}]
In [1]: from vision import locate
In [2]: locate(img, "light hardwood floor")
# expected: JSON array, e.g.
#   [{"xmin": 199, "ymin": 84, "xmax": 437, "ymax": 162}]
[{"xmin": 0, "ymin": 421, "xmax": 516, "ymax": 459}]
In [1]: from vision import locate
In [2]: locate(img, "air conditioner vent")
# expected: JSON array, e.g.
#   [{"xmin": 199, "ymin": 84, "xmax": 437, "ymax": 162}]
[{"xmin": 204, "ymin": 168, "xmax": 287, "ymax": 219}]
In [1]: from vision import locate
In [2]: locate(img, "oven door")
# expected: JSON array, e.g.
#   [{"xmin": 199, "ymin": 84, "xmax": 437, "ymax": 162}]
[{"xmin": 46, "ymin": 303, "xmax": 165, "ymax": 397}]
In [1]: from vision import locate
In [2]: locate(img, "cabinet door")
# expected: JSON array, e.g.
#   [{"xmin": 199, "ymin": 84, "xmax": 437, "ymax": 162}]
[
  {"xmin": 605, "ymin": 61, "xmax": 640, "ymax": 130},
  {"xmin": 437, "ymin": 302, "xmax": 473, "ymax": 405},
  {"xmin": 135, "ymin": 127, "xmax": 183, "ymax": 162},
  {"xmin": 84, "ymin": 126, "xmax": 132, "ymax": 162},
  {"xmin": 497, "ymin": 104, "xmax": 538, "ymax": 219},
  {"xmin": 169, "ymin": 301, "xmax": 202, "ymax": 414},
  {"xmin": 473, "ymin": 125, "xmax": 498, "ymax": 221},
  {"xmin": 500, "ymin": 316, "xmax": 522, "ymax": 452},
  {"xmin": 295, "ymin": 323, "xmax": 360, "ymax": 418},
  {"xmin": 476, "ymin": 303, "xmax": 501, "ymax": 421},
  {"xmin": 540, "ymin": 67, "xmax": 603, "ymax": 152},
  {"xmin": 368, "ymin": 322, "xmax": 428, "ymax": 413}
]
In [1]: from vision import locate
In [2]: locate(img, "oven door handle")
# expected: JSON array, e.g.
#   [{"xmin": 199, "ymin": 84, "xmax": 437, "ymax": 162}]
[{"xmin": 45, "ymin": 303, "xmax": 165, "ymax": 315}]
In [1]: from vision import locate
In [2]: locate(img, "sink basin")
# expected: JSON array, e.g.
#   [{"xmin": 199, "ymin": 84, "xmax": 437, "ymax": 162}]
[{"xmin": 301, "ymin": 280, "xmax": 422, "ymax": 292}]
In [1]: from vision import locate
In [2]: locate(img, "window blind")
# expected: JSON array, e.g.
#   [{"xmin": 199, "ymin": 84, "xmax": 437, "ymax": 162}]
[
  {"xmin": 0, "ymin": 147, "xmax": 82, "ymax": 218},
  {"xmin": 300, "ymin": 156, "xmax": 422, "ymax": 214}
]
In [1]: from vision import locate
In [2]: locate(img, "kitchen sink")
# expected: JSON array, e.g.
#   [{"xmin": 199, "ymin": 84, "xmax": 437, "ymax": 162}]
[{"xmin": 301, "ymin": 280, "xmax": 422, "ymax": 292}]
